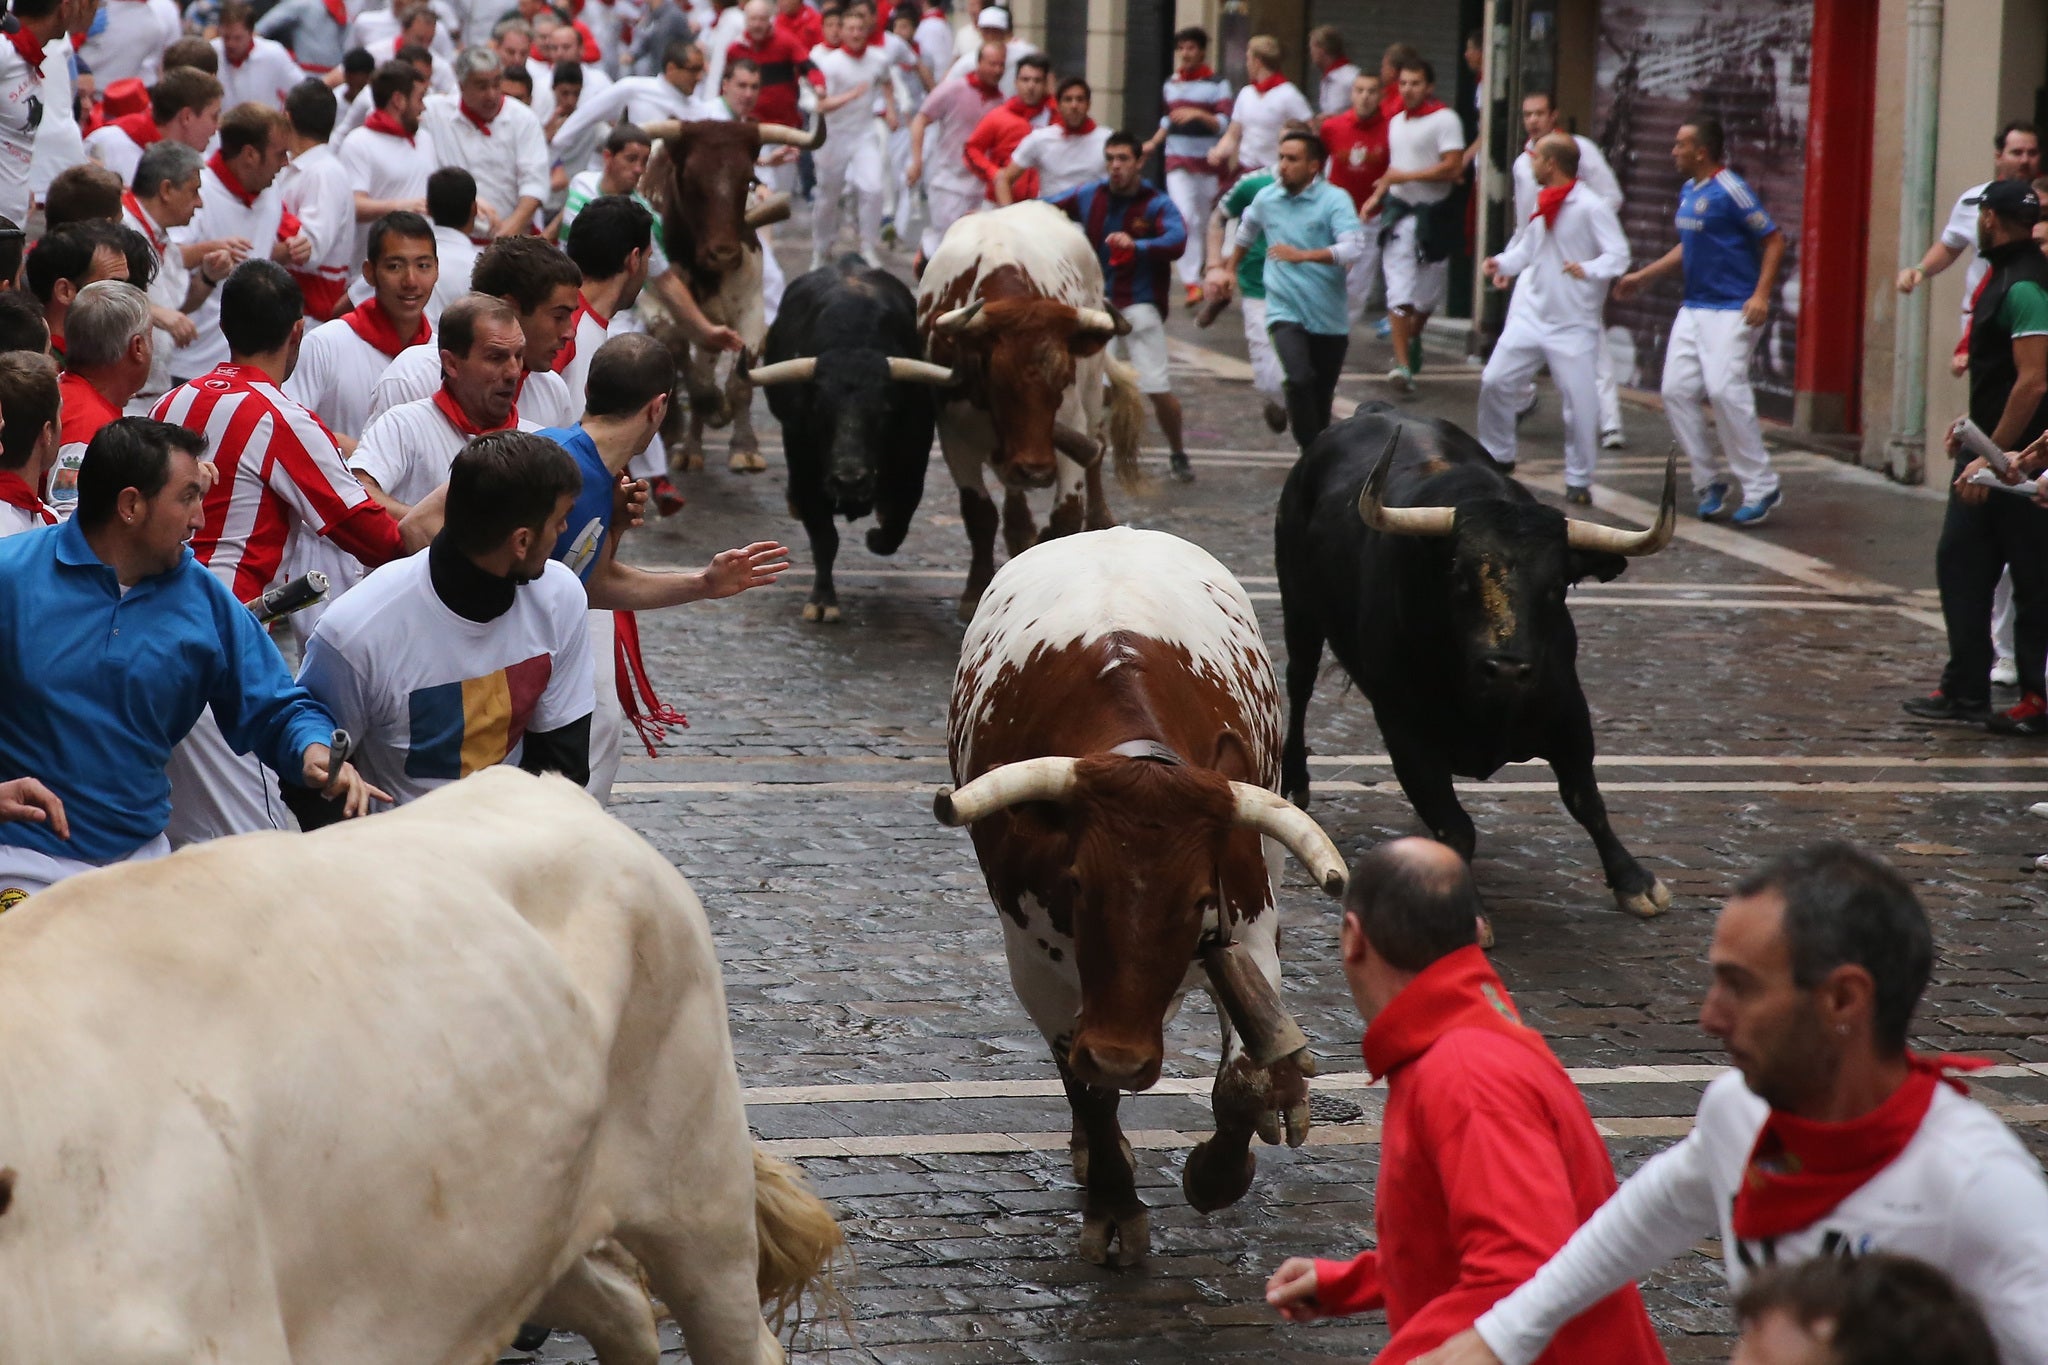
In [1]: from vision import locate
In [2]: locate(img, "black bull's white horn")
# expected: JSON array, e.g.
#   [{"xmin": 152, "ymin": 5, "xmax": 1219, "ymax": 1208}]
[
  {"xmin": 1356, "ymin": 435, "xmax": 1678, "ymax": 559},
  {"xmin": 743, "ymin": 357, "xmax": 959, "ymax": 387},
  {"xmin": 934, "ymin": 758, "xmax": 1348, "ymax": 898},
  {"xmin": 756, "ymin": 118, "xmax": 826, "ymax": 151}
]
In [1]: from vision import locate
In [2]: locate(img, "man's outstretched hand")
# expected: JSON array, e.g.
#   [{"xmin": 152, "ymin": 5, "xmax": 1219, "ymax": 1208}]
[
  {"xmin": 698, "ymin": 541, "xmax": 790, "ymax": 600},
  {"xmin": 1264, "ymin": 1257, "xmax": 1325, "ymax": 1322}
]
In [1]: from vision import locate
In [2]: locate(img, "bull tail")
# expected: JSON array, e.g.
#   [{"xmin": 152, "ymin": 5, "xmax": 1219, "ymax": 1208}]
[
  {"xmin": 1103, "ymin": 357, "xmax": 1148, "ymax": 493},
  {"xmin": 753, "ymin": 1146, "xmax": 849, "ymax": 1334},
  {"xmin": 0, "ymin": 1166, "xmax": 12, "ymax": 1218}
]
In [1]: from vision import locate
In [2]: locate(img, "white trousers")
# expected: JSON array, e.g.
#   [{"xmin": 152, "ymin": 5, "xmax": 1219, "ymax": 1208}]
[
  {"xmin": 1240, "ymin": 295, "xmax": 1283, "ymax": 399},
  {"xmin": 0, "ymin": 832, "xmax": 167, "ymax": 900},
  {"xmin": 813, "ymin": 131, "xmax": 885, "ymax": 259},
  {"xmin": 1165, "ymin": 167, "xmax": 1221, "ymax": 289},
  {"xmin": 586, "ymin": 609, "xmax": 625, "ymax": 804},
  {"xmin": 923, "ymin": 180, "xmax": 982, "ymax": 259},
  {"xmin": 1661, "ymin": 305, "xmax": 1777, "ymax": 500},
  {"xmin": 1480, "ymin": 316, "xmax": 1601, "ymax": 486},
  {"xmin": 165, "ymin": 705, "xmax": 294, "ymax": 848},
  {"xmin": 888, "ymin": 125, "xmax": 918, "ymax": 231},
  {"xmin": 1345, "ymin": 225, "xmax": 1384, "ymax": 329},
  {"xmin": 1518, "ymin": 324, "xmax": 1623, "ymax": 433}
]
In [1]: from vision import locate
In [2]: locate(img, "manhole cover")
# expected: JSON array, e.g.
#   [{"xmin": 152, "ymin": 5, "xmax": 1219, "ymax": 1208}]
[{"xmin": 1309, "ymin": 1093, "xmax": 1366, "ymax": 1124}]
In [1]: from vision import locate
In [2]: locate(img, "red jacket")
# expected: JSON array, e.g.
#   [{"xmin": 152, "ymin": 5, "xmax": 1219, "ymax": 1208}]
[
  {"xmin": 1313, "ymin": 947, "xmax": 1667, "ymax": 1365},
  {"xmin": 773, "ymin": 4, "xmax": 822, "ymax": 53},
  {"xmin": 722, "ymin": 30, "xmax": 813, "ymax": 126},
  {"xmin": 963, "ymin": 96, "xmax": 1047, "ymax": 202},
  {"xmin": 1321, "ymin": 107, "xmax": 1390, "ymax": 210}
]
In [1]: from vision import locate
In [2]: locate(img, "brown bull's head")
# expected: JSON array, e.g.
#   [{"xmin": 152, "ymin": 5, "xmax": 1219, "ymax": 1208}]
[
  {"xmin": 926, "ymin": 296, "xmax": 1127, "ymax": 489},
  {"xmin": 935, "ymin": 753, "xmax": 1346, "ymax": 1091},
  {"xmin": 648, "ymin": 119, "xmax": 822, "ymax": 279}
]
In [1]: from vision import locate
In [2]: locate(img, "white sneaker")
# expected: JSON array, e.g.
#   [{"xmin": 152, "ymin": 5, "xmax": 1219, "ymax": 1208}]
[
  {"xmin": 1994, "ymin": 657, "xmax": 2021, "ymax": 686},
  {"xmin": 1600, "ymin": 428, "xmax": 1626, "ymax": 450},
  {"xmin": 2029, "ymin": 801, "xmax": 2048, "ymax": 819},
  {"xmin": 2034, "ymin": 851, "xmax": 2048, "ymax": 874},
  {"xmin": 1386, "ymin": 365, "xmax": 1416, "ymax": 395}
]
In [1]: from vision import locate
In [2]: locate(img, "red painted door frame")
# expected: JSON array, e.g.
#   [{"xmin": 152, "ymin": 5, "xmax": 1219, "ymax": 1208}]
[{"xmin": 1795, "ymin": 0, "xmax": 1879, "ymax": 431}]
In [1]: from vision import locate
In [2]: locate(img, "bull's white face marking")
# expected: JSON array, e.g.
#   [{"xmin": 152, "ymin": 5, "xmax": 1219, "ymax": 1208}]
[
  {"xmin": 950, "ymin": 528, "xmax": 1284, "ymax": 780},
  {"xmin": 918, "ymin": 201, "xmax": 1103, "ymax": 313}
]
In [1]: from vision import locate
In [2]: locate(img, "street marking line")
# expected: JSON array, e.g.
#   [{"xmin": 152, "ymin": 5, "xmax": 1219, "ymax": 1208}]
[
  {"xmin": 631, "ymin": 754, "xmax": 2048, "ymax": 771},
  {"xmin": 616, "ymin": 779, "xmax": 2048, "ymax": 796}
]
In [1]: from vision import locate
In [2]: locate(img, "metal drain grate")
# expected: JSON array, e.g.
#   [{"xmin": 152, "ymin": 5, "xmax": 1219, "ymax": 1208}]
[{"xmin": 1309, "ymin": 1093, "xmax": 1366, "ymax": 1125}]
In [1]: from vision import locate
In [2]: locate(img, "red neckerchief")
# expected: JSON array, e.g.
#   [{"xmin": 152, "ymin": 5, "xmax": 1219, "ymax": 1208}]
[
  {"xmin": 0, "ymin": 468, "xmax": 53, "ymax": 524},
  {"xmin": 364, "ymin": 109, "xmax": 414, "ymax": 144},
  {"xmin": 7, "ymin": 22, "xmax": 46, "ymax": 70},
  {"xmin": 550, "ymin": 292, "xmax": 605, "ymax": 374},
  {"xmin": 206, "ymin": 151, "xmax": 259, "ymax": 208},
  {"xmin": 458, "ymin": 100, "xmax": 495, "ymax": 136},
  {"xmin": 223, "ymin": 41, "xmax": 248, "ymax": 67},
  {"xmin": 110, "ymin": 110, "xmax": 162, "ymax": 147},
  {"xmin": 1317, "ymin": 55, "xmax": 1346, "ymax": 75},
  {"xmin": 121, "ymin": 190, "xmax": 166, "ymax": 254},
  {"xmin": 277, "ymin": 207, "xmax": 301, "ymax": 240},
  {"xmin": 1252, "ymin": 72, "xmax": 1288, "ymax": 95},
  {"xmin": 320, "ymin": 0, "xmax": 347, "ymax": 25},
  {"xmin": 1731, "ymin": 1053, "xmax": 1992, "ymax": 1242},
  {"xmin": 965, "ymin": 71, "xmax": 1002, "ymax": 99},
  {"xmin": 613, "ymin": 609, "xmax": 687, "ymax": 754},
  {"xmin": 1175, "ymin": 64, "xmax": 1214, "ymax": 81},
  {"xmin": 1360, "ymin": 944, "xmax": 1554, "ymax": 1081},
  {"xmin": 1400, "ymin": 96, "xmax": 1450, "ymax": 118},
  {"xmin": 431, "ymin": 384, "xmax": 516, "ymax": 437},
  {"xmin": 1060, "ymin": 117, "xmax": 1097, "ymax": 136},
  {"xmin": 1534, "ymin": 178, "xmax": 1574, "ymax": 231},
  {"xmin": 1002, "ymin": 94, "xmax": 1045, "ymax": 120},
  {"xmin": 342, "ymin": 297, "xmax": 430, "ymax": 358}
]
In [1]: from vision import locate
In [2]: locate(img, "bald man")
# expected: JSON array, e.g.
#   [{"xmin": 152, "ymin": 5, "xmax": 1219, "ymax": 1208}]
[{"xmin": 1262, "ymin": 839, "xmax": 1664, "ymax": 1364}]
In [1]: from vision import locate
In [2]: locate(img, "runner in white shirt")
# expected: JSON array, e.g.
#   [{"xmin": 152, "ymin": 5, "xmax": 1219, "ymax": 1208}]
[
  {"xmin": 420, "ymin": 48, "xmax": 551, "ymax": 238},
  {"xmin": 362, "ymin": 234, "xmax": 582, "ymax": 432},
  {"xmin": 337, "ymin": 61, "xmax": 437, "ymax": 271},
  {"xmin": 26, "ymin": 28, "xmax": 84, "ymax": 218},
  {"xmin": 697, "ymin": 0, "xmax": 746, "ymax": 95},
  {"xmin": 554, "ymin": 192, "xmax": 658, "ymax": 456},
  {"xmin": 211, "ymin": 3, "xmax": 304, "ymax": 110},
  {"xmin": 328, "ymin": 43, "xmax": 434, "ymax": 146},
  {"xmin": 1418, "ymin": 844, "xmax": 2048, "ymax": 1365},
  {"xmin": 425, "ymin": 170, "xmax": 481, "ymax": 323},
  {"xmin": 286, "ymin": 210, "xmax": 439, "ymax": 440},
  {"xmin": 1003, "ymin": 77, "xmax": 1111, "ymax": 203},
  {"xmin": 882, "ymin": 7, "xmax": 931, "ymax": 242},
  {"xmin": 0, "ymin": 353, "xmax": 60, "ymax": 537},
  {"xmin": 78, "ymin": 0, "xmax": 180, "ymax": 85},
  {"xmin": 1362, "ymin": 57, "xmax": 1466, "ymax": 392},
  {"xmin": 1209, "ymin": 34, "xmax": 1310, "ymax": 173},
  {"xmin": 120, "ymin": 143, "xmax": 209, "ymax": 413},
  {"xmin": 809, "ymin": 3, "xmax": 895, "ymax": 269},
  {"xmin": 299, "ymin": 430, "xmax": 596, "ymax": 812},
  {"xmin": 85, "ymin": 67, "xmax": 223, "ymax": 189},
  {"xmin": 350, "ymin": 296, "xmax": 541, "ymax": 511},
  {"xmin": 905, "ymin": 41, "xmax": 1004, "ymax": 266},
  {"xmin": 0, "ymin": 0, "xmax": 63, "ymax": 225},
  {"xmin": 547, "ymin": 40, "xmax": 707, "ymax": 164},
  {"xmin": 1307, "ymin": 24, "xmax": 1358, "ymax": 117},
  {"xmin": 276, "ymin": 79, "xmax": 360, "ymax": 323},
  {"xmin": 941, "ymin": 5, "xmax": 1033, "ymax": 96},
  {"xmin": 169, "ymin": 104, "xmax": 292, "ymax": 384},
  {"xmin": 360, "ymin": 5, "xmax": 460, "ymax": 93},
  {"xmin": 913, "ymin": 2, "xmax": 952, "ymax": 87}
]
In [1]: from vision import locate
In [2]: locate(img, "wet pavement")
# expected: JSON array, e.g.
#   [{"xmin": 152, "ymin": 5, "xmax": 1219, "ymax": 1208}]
[{"xmin": 523, "ymin": 200, "xmax": 2048, "ymax": 1363}]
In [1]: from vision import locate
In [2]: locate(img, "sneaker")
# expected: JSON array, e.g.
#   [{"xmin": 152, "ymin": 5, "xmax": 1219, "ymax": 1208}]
[
  {"xmin": 649, "ymin": 475, "xmax": 686, "ymax": 518},
  {"xmin": 1696, "ymin": 481, "xmax": 1734, "ymax": 519},
  {"xmin": 1386, "ymin": 365, "xmax": 1416, "ymax": 395},
  {"xmin": 1262, "ymin": 400, "xmax": 1288, "ymax": 433},
  {"xmin": 1994, "ymin": 657, "xmax": 2021, "ymax": 686},
  {"xmin": 1989, "ymin": 692, "xmax": 2048, "ymax": 736},
  {"xmin": 1730, "ymin": 489, "xmax": 1782, "ymax": 527},
  {"xmin": 1600, "ymin": 428, "xmax": 1626, "ymax": 450},
  {"xmin": 880, "ymin": 221, "xmax": 898, "ymax": 247},
  {"xmin": 1185, "ymin": 282, "xmax": 1204, "ymax": 306},
  {"xmin": 1564, "ymin": 485, "xmax": 1592, "ymax": 507},
  {"xmin": 1374, "ymin": 315, "xmax": 1392, "ymax": 339},
  {"xmin": 860, "ymin": 247, "xmax": 883, "ymax": 269},
  {"xmin": 1902, "ymin": 690, "xmax": 1990, "ymax": 722},
  {"xmin": 1168, "ymin": 451, "xmax": 1195, "ymax": 482},
  {"xmin": 2034, "ymin": 851, "xmax": 2048, "ymax": 873},
  {"xmin": 2028, "ymin": 800, "xmax": 2048, "ymax": 818}
]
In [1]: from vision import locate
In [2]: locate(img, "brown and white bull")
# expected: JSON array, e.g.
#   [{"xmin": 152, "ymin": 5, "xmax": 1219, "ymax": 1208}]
[
  {"xmin": 0, "ymin": 769, "xmax": 840, "ymax": 1364},
  {"xmin": 917, "ymin": 201, "xmax": 1147, "ymax": 621},
  {"xmin": 642, "ymin": 117, "xmax": 823, "ymax": 473},
  {"xmin": 937, "ymin": 527, "xmax": 1347, "ymax": 1266}
]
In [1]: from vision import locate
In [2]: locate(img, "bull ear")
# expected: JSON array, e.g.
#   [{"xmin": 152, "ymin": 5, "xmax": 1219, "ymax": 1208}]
[
  {"xmin": 1209, "ymin": 729, "xmax": 1258, "ymax": 785},
  {"xmin": 1569, "ymin": 549, "xmax": 1628, "ymax": 585},
  {"xmin": 642, "ymin": 141, "xmax": 674, "ymax": 222},
  {"xmin": 1066, "ymin": 332, "xmax": 1112, "ymax": 359}
]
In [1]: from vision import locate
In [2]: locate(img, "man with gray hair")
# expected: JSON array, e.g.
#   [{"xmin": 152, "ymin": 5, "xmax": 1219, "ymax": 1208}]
[
  {"xmin": 53, "ymin": 281, "xmax": 156, "ymax": 518},
  {"xmin": 421, "ymin": 47, "xmax": 551, "ymax": 238},
  {"xmin": 123, "ymin": 142, "xmax": 232, "ymax": 412}
]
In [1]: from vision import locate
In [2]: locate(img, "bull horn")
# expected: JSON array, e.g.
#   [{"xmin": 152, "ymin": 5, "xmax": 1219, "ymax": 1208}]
[
  {"xmin": 1355, "ymin": 431, "xmax": 1455, "ymax": 538},
  {"xmin": 743, "ymin": 357, "xmax": 815, "ymax": 387},
  {"xmin": 1052, "ymin": 423, "xmax": 1103, "ymax": 467},
  {"xmin": 1228, "ymin": 783, "xmax": 1348, "ymax": 898},
  {"xmin": 932, "ymin": 298, "xmax": 988, "ymax": 335},
  {"xmin": 1072, "ymin": 306, "xmax": 1128, "ymax": 337},
  {"xmin": 887, "ymin": 358, "xmax": 960, "ymax": 385},
  {"xmin": 934, "ymin": 757, "xmax": 1078, "ymax": 826},
  {"xmin": 757, "ymin": 118, "xmax": 826, "ymax": 151},
  {"xmin": 1564, "ymin": 449, "xmax": 1678, "ymax": 557},
  {"xmin": 744, "ymin": 193, "xmax": 793, "ymax": 229}
]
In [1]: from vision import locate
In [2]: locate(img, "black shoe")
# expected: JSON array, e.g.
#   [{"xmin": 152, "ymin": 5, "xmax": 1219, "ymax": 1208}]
[
  {"xmin": 1902, "ymin": 690, "xmax": 1990, "ymax": 722},
  {"xmin": 1262, "ymin": 401, "xmax": 1288, "ymax": 433},
  {"xmin": 512, "ymin": 1324, "xmax": 551, "ymax": 1351},
  {"xmin": 1564, "ymin": 485, "xmax": 1592, "ymax": 506},
  {"xmin": 1169, "ymin": 452, "xmax": 1195, "ymax": 482},
  {"xmin": 1989, "ymin": 692, "xmax": 2048, "ymax": 736}
]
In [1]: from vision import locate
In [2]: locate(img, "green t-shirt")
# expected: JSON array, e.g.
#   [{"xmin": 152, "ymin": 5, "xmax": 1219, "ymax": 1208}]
[
  {"xmin": 1222, "ymin": 171, "xmax": 1275, "ymax": 301},
  {"xmin": 2001, "ymin": 279, "xmax": 2048, "ymax": 340}
]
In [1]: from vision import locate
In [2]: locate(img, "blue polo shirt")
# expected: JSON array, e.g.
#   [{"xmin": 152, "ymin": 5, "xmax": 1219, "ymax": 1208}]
[
  {"xmin": 0, "ymin": 518, "xmax": 335, "ymax": 862},
  {"xmin": 1237, "ymin": 177, "xmax": 1364, "ymax": 336},
  {"xmin": 540, "ymin": 424, "xmax": 615, "ymax": 584},
  {"xmin": 1676, "ymin": 169, "xmax": 1778, "ymax": 309}
]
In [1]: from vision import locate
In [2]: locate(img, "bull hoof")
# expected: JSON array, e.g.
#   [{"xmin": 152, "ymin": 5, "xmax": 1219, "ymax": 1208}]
[
  {"xmin": 669, "ymin": 444, "xmax": 704, "ymax": 473},
  {"xmin": 801, "ymin": 601, "xmax": 841, "ymax": 624},
  {"xmin": 728, "ymin": 450, "xmax": 767, "ymax": 473},
  {"xmin": 1616, "ymin": 876, "xmax": 1672, "ymax": 920},
  {"xmin": 1181, "ymin": 1137, "xmax": 1256, "ymax": 1213},
  {"xmin": 1079, "ymin": 1205, "xmax": 1149, "ymax": 1267}
]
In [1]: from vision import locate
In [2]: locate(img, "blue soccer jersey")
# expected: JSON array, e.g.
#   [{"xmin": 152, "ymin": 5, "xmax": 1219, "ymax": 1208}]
[{"xmin": 1675, "ymin": 169, "xmax": 1777, "ymax": 309}]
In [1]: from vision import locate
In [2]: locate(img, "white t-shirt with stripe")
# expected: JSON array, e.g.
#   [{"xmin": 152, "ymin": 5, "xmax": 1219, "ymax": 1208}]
[
  {"xmin": 285, "ymin": 318, "xmax": 430, "ymax": 441},
  {"xmin": 348, "ymin": 392, "xmax": 540, "ymax": 507},
  {"xmin": 363, "ymin": 345, "xmax": 577, "ymax": 432}
]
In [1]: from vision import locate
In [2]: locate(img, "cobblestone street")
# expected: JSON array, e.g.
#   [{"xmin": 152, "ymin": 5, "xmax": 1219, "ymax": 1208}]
[{"xmin": 530, "ymin": 212, "xmax": 2048, "ymax": 1363}]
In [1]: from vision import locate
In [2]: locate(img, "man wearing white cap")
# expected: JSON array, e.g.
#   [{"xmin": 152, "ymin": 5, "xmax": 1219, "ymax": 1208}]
[{"xmin": 944, "ymin": 6, "xmax": 1036, "ymax": 96}]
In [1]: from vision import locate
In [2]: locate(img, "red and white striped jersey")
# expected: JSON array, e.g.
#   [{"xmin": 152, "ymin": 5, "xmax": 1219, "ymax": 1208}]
[{"xmin": 153, "ymin": 362, "xmax": 404, "ymax": 602}]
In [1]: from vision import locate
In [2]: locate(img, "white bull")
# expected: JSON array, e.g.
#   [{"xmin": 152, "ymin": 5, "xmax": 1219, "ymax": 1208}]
[{"xmin": 0, "ymin": 769, "xmax": 839, "ymax": 1364}]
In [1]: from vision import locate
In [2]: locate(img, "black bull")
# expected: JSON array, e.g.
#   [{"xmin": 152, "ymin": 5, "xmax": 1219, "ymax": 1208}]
[
  {"xmin": 1275, "ymin": 407, "xmax": 1677, "ymax": 918},
  {"xmin": 749, "ymin": 260, "xmax": 953, "ymax": 622}
]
